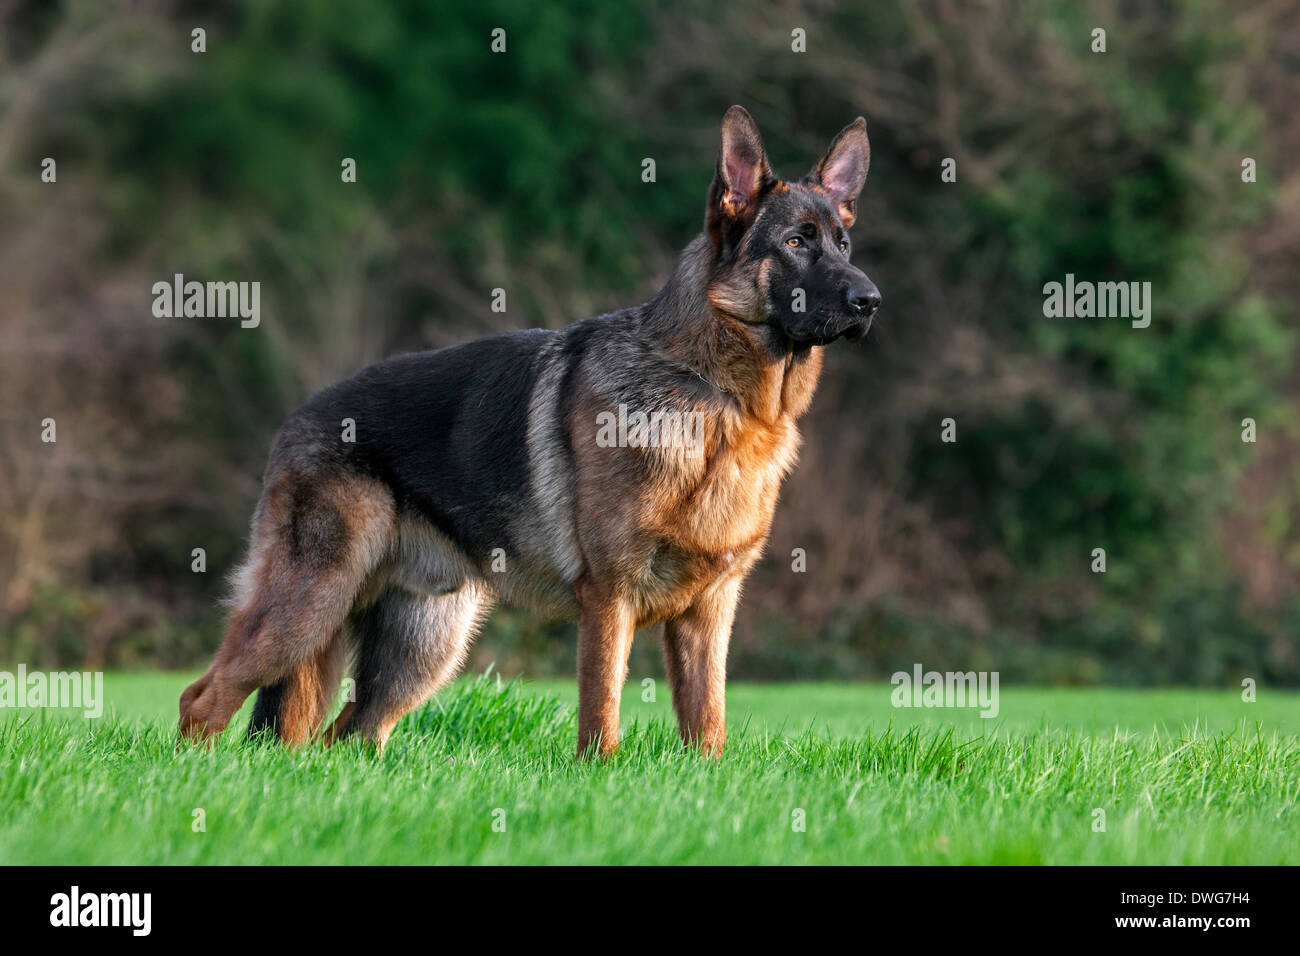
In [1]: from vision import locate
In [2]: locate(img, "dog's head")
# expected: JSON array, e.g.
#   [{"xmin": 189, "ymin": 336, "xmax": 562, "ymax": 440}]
[{"xmin": 705, "ymin": 106, "xmax": 880, "ymax": 347}]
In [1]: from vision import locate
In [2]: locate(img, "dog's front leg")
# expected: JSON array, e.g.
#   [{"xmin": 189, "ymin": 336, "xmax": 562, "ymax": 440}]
[
  {"xmin": 663, "ymin": 575, "xmax": 742, "ymax": 757},
  {"xmin": 575, "ymin": 577, "xmax": 635, "ymax": 759}
]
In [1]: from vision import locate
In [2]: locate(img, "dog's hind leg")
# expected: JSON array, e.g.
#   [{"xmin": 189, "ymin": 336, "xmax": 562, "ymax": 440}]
[
  {"xmin": 328, "ymin": 583, "xmax": 490, "ymax": 750},
  {"xmin": 246, "ymin": 627, "xmax": 350, "ymax": 745},
  {"xmin": 179, "ymin": 473, "xmax": 395, "ymax": 743}
]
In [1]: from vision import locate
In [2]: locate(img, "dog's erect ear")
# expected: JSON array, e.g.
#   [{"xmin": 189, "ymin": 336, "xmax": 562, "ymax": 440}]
[
  {"xmin": 707, "ymin": 106, "xmax": 774, "ymax": 245},
  {"xmin": 811, "ymin": 117, "xmax": 870, "ymax": 227}
]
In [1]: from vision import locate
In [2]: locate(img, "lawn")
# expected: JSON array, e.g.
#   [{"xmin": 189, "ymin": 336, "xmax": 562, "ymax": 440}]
[{"xmin": 0, "ymin": 671, "xmax": 1296, "ymax": 864}]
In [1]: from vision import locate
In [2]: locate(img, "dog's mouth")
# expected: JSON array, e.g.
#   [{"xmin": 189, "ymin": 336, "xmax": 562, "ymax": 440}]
[
  {"xmin": 785, "ymin": 316, "xmax": 871, "ymax": 347},
  {"xmin": 842, "ymin": 319, "xmax": 870, "ymax": 342}
]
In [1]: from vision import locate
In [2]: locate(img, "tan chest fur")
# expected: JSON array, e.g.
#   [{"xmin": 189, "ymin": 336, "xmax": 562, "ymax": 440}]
[
  {"xmin": 625, "ymin": 367, "xmax": 810, "ymax": 620},
  {"xmin": 653, "ymin": 410, "xmax": 800, "ymax": 555},
  {"xmin": 569, "ymin": 340, "xmax": 822, "ymax": 624}
]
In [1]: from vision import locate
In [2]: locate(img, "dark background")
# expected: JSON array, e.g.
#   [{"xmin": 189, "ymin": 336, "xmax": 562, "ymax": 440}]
[{"xmin": 1, "ymin": 0, "xmax": 1297, "ymax": 685}]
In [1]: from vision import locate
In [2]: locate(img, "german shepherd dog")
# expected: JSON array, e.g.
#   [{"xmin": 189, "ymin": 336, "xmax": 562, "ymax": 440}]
[{"xmin": 179, "ymin": 106, "xmax": 881, "ymax": 758}]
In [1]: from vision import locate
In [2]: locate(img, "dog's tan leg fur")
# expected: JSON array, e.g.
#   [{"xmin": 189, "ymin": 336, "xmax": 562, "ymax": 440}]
[
  {"xmin": 575, "ymin": 577, "xmax": 635, "ymax": 758},
  {"xmin": 663, "ymin": 574, "xmax": 743, "ymax": 757},
  {"xmin": 274, "ymin": 630, "xmax": 349, "ymax": 745}
]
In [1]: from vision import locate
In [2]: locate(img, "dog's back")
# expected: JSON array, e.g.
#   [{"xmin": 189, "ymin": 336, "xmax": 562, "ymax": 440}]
[{"xmin": 279, "ymin": 327, "xmax": 555, "ymax": 565}]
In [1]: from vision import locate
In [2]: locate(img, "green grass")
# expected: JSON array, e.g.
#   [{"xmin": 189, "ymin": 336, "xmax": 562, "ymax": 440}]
[{"xmin": 1, "ymin": 671, "xmax": 1297, "ymax": 864}]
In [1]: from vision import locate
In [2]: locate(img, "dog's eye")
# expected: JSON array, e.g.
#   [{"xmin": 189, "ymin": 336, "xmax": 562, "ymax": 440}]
[
  {"xmin": 839, "ymin": 240, "xmax": 849, "ymax": 253},
  {"xmin": 786, "ymin": 236, "xmax": 802, "ymax": 248}
]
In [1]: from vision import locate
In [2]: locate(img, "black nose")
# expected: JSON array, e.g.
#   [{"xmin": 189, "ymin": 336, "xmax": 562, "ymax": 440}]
[{"xmin": 847, "ymin": 283, "xmax": 881, "ymax": 317}]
